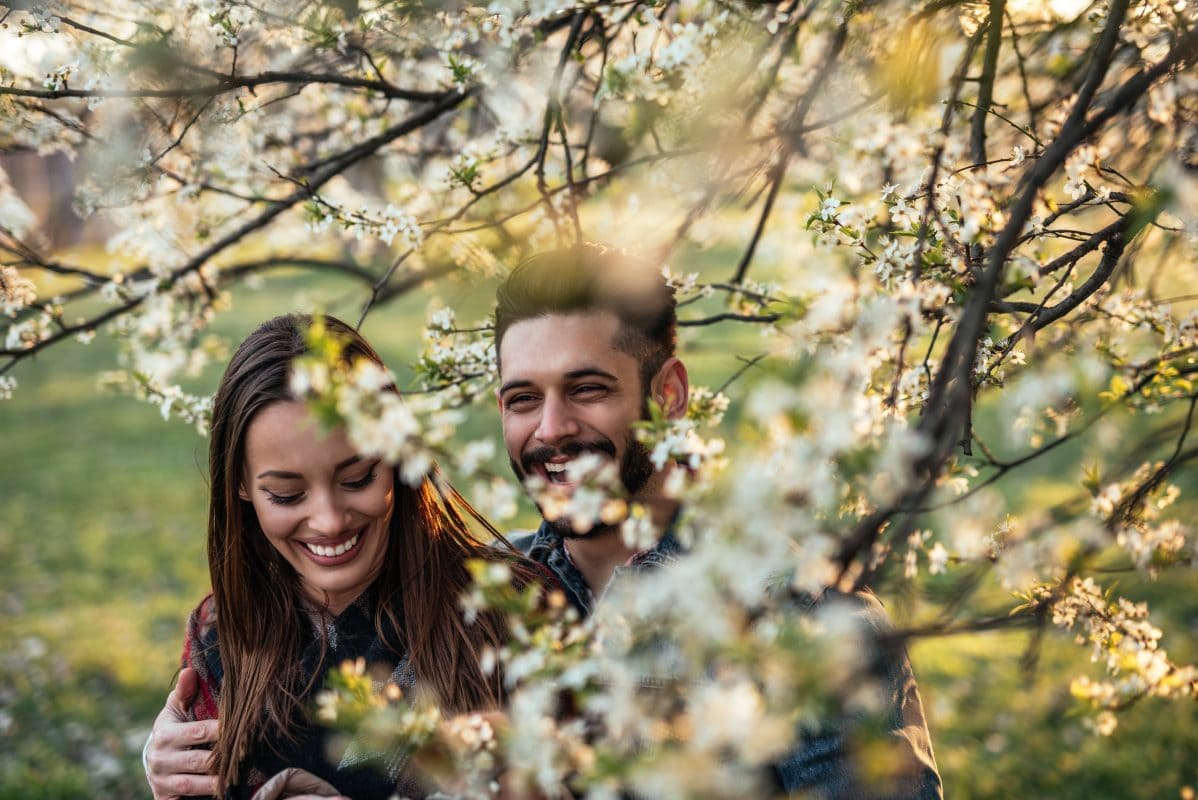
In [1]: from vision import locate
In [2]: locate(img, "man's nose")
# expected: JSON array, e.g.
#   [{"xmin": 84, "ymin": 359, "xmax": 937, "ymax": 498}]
[
  {"xmin": 307, "ymin": 490, "xmax": 350, "ymax": 536},
  {"xmin": 534, "ymin": 395, "xmax": 581, "ymax": 444}
]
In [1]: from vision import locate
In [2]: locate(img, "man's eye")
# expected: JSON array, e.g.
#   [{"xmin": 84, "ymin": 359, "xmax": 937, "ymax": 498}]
[
  {"xmin": 574, "ymin": 384, "xmax": 606, "ymax": 397},
  {"xmin": 506, "ymin": 394, "xmax": 537, "ymax": 408}
]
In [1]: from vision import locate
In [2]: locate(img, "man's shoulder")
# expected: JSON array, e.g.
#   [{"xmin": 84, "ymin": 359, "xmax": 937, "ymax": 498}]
[
  {"xmin": 505, "ymin": 530, "xmax": 539, "ymax": 556},
  {"xmin": 501, "ymin": 523, "xmax": 562, "ymax": 562}
]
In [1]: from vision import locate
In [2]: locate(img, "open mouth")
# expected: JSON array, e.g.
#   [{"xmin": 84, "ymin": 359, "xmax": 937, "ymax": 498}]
[
  {"xmin": 524, "ymin": 442, "xmax": 618, "ymax": 490},
  {"xmin": 543, "ymin": 460, "xmax": 572, "ymax": 485},
  {"xmin": 299, "ymin": 528, "xmax": 365, "ymax": 563}
]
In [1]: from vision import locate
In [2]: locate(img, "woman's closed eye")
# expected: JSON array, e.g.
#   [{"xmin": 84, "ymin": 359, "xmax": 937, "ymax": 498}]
[
  {"xmin": 265, "ymin": 489, "xmax": 303, "ymax": 506},
  {"xmin": 342, "ymin": 463, "xmax": 379, "ymax": 490}
]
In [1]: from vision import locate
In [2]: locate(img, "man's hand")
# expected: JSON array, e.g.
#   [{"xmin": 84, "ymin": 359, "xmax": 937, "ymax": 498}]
[{"xmin": 145, "ymin": 667, "xmax": 219, "ymax": 799}]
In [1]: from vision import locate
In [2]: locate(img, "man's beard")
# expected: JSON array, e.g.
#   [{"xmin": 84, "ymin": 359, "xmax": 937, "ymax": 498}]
[{"xmin": 511, "ymin": 434, "xmax": 655, "ymax": 539}]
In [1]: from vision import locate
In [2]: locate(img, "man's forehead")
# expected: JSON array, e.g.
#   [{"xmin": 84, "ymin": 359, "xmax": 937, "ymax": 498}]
[{"xmin": 497, "ymin": 310, "xmax": 632, "ymax": 378}]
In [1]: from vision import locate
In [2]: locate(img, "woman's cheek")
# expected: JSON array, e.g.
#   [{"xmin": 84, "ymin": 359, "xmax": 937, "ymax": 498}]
[
  {"xmin": 369, "ymin": 490, "xmax": 395, "ymax": 521},
  {"xmin": 368, "ymin": 480, "xmax": 397, "ymax": 518},
  {"xmin": 256, "ymin": 503, "xmax": 295, "ymax": 539}
]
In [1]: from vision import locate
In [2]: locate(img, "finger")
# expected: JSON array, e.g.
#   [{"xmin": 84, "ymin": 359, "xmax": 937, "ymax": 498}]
[
  {"xmin": 153, "ymin": 772, "xmax": 218, "ymax": 799},
  {"xmin": 151, "ymin": 690, "xmax": 190, "ymax": 733},
  {"xmin": 154, "ymin": 745, "xmax": 215, "ymax": 776},
  {"xmin": 149, "ymin": 718, "xmax": 219, "ymax": 752},
  {"xmin": 168, "ymin": 667, "xmax": 201, "ymax": 719}
]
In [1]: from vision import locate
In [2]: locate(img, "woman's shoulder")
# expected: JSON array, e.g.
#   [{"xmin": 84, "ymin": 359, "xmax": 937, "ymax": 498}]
[
  {"xmin": 187, "ymin": 594, "xmax": 218, "ymax": 640},
  {"xmin": 182, "ymin": 593, "xmax": 222, "ymax": 721}
]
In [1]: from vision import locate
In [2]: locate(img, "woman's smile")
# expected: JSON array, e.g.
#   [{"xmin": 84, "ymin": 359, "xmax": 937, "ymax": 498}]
[{"xmin": 298, "ymin": 526, "xmax": 365, "ymax": 562}]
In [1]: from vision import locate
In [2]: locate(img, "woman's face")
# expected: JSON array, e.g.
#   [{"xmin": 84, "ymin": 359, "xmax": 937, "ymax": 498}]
[{"xmin": 238, "ymin": 400, "xmax": 394, "ymax": 614}]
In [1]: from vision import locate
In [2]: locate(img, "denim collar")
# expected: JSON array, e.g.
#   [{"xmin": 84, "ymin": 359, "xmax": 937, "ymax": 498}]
[{"xmin": 523, "ymin": 519, "xmax": 684, "ymax": 618}]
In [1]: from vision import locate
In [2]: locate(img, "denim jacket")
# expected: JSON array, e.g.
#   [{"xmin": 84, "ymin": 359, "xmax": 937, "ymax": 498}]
[{"xmin": 510, "ymin": 521, "xmax": 943, "ymax": 799}]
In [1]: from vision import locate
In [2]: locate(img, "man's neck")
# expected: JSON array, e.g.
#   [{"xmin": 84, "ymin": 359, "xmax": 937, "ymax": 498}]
[
  {"xmin": 562, "ymin": 494, "xmax": 678, "ymax": 599},
  {"xmin": 562, "ymin": 527, "xmax": 638, "ymax": 601}
]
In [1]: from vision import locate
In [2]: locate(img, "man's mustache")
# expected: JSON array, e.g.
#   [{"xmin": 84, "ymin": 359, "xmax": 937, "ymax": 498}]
[{"xmin": 521, "ymin": 439, "xmax": 617, "ymax": 474}]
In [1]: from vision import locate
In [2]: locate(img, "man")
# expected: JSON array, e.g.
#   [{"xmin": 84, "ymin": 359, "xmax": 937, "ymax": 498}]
[
  {"xmin": 493, "ymin": 246, "xmax": 689, "ymax": 618},
  {"xmin": 491, "ymin": 245, "xmax": 942, "ymax": 798},
  {"xmin": 146, "ymin": 244, "xmax": 941, "ymax": 798}
]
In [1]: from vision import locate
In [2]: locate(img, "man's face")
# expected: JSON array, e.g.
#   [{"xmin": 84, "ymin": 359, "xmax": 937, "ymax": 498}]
[{"xmin": 497, "ymin": 311, "xmax": 655, "ymax": 536}]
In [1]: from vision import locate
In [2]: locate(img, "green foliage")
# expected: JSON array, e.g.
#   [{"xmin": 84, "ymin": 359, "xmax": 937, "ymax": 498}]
[
  {"xmin": 911, "ymin": 619, "xmax": 1198, "ymax": 798},
  {"xmin": 4, "ymin": 263, "xmax": 1196, "ymax": 797}
]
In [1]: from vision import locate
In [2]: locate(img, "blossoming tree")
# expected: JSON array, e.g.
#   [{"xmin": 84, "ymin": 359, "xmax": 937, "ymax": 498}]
[{"xmin": 2, "ymin": 0, "xmax": 1196, "ymax": 795}]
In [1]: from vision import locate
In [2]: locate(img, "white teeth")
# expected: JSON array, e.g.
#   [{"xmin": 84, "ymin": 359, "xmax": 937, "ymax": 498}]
[
  {"xmin": 544, "ymin": 461, "xmax": 571, "ymax": 484},
  {"xmin": 306, "ymin": 532, "xmax": 360, "ymax": 558}
]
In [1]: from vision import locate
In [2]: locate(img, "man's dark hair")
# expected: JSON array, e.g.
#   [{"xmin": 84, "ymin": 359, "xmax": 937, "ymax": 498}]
[{"xmin": 494, "ymin": 243, "xmax": 678, "ymax": 390}]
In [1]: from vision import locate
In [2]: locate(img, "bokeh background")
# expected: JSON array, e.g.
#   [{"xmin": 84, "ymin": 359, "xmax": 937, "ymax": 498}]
[
  {"xmin": 3, "ymin": 1, "xmax": 1198, "ymax": 796},
  {"xmin": 4, "ymin": 255, "xmax": 1197, "ymax": 798}
]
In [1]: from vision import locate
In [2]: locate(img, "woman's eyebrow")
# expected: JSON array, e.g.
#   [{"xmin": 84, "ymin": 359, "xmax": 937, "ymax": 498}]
[
  {"xmin": 256, "ymin": 456, "xmax": 364, "ymax": 480},
  {"xmin": 256, "ymin": 469, "xmax": 302, "ymax": 479}
]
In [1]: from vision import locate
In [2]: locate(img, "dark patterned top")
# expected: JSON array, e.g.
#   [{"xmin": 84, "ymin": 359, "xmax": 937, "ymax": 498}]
[{"xmin": 183, "ymin": 588, "xmax": 423, "ymax": 799}]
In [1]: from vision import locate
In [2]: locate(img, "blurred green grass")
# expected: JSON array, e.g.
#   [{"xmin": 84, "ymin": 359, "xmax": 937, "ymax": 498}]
[
  {"xmin": 2, "ymin": 329, "xmax": 208, "ymax": 796},
  {"xmin": 3, "ymin": 261, "xmax": 1197, "ymax": 797}
]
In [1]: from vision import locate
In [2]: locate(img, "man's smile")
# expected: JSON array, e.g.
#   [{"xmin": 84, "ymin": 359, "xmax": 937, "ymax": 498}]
[
  {"xmin": 522, "ymin": 441, "xmax": 618, "ymax": 489},
  {"xmin": 544, "ymin": 460, "xmax": 571, "ymax": 484}
]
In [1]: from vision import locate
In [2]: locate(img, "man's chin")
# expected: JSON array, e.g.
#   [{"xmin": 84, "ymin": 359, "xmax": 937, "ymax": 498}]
[{"xmin": 544, "ymin": 515, "xmax": 613, "ymax": 540}]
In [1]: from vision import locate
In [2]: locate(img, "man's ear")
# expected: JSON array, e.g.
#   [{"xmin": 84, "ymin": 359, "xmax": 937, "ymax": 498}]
[{"xmin": 651, "ymin": 357, "xmax": 689, "ymax": 420}]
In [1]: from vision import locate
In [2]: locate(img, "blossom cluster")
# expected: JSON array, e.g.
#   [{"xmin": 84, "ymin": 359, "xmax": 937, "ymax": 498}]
[
  {"xmin": 290, "ymin": 325, "xmax": 462, "ymax": 486},
  {"xmin": 415, "ymin": 306, "xmax": 497, "ymax": 408},
  {"xmin": 3, "ymin": 0, "xmax": 1198, "ymax": 794},
  {"xmin": 1046, "ymin": 577, "xmax": 1198, "ymax": 734},
  {"xmin": 0, "ymin": 266, "xmax": 38, "ymax": 318},
  {"xmin": 304, "ymin": 199, "xmax": 424, "ymax": 249}
]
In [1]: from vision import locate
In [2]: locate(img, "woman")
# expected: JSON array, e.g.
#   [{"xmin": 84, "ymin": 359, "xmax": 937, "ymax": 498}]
[{"xmin": 183, "ymin": 313, "xmax": 540, "ymax": 798}]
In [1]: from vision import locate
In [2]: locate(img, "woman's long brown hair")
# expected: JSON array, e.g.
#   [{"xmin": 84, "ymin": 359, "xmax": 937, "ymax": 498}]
[{"xmin": 206, "ymin": 314, "xmax": 537, "ymax": 792}]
